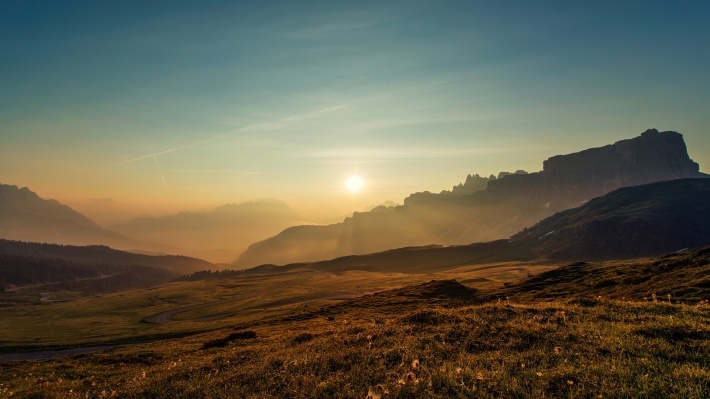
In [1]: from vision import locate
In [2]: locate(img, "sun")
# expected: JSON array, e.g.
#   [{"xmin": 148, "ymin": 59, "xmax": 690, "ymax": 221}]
[{"xmin": 344, "ymin": 174, "xmax": 364, "ymax": 193}]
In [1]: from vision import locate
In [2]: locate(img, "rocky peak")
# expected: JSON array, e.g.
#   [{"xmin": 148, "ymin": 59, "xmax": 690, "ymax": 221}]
[{"xmin": 488, "ymin": 130, "xmax": 703, "ymax": 211}]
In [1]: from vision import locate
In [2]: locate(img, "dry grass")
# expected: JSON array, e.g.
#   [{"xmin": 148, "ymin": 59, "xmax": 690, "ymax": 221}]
[
  {"xmin": 2, "ymin": 291, "xmax": 710, "ymax": 398},
  {"xmin": 2, "ymin": 249, "xmax": 709, "ymax": 398}
]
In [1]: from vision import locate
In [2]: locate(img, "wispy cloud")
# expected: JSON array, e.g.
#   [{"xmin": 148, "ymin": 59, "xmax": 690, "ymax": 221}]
[
  {"xmin": 112, "ymin": 106, "xmax": 350, "ymax": 193},
  {"xmin": 115, "ymin": 104, "xmax": 351, "ymax": 166},
  {"xmin": 111, "ymin": 105, "xmax": 351, "ymax": 194}
]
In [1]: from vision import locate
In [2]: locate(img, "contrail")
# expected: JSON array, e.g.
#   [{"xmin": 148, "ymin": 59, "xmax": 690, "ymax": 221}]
[
  {"xmin": 114, "ymin": 105, "xmax": 350, "ymax": 193},
  {"xmin": 153, "ymin": 154, "xmax": 171, "ymax": 193},
  {"xmin": 115, "ymin": 105, "xmax": 350, "ymax": 166}
]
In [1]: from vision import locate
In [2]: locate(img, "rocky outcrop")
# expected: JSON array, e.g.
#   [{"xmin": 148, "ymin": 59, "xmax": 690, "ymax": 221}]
[
  {"xmin": 486, "ymin": 129, "xmax": 703, "ymax": 211},
  {"xmin": 236, "ymin": 130, "xmax": 706, "ymax": 267}
]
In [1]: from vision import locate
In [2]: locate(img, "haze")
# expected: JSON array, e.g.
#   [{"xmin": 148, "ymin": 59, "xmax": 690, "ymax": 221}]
[{"xmin": 1, "ymin": 1, "xmax": 709, "ymax": 223}]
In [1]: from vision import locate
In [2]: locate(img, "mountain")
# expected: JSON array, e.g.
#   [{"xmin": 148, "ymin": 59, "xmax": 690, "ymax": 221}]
[
  {"xmin": 514, "ymin": 178, "xmax": 710, "ymax": 261},
  {"xmin": 111, "ymin": 199, "xmax": 301, "ymax": 263},
  {"xmin": 236, "ymin": 129, "xmax": 706, "ymax": 267},
  {"xmin": 405, "ymin": 170, "xmax": 528, "ymax": 204},
  {"xmin": 226, "ymin": 177, "xmax": 710, "ymax": 276},
  {"xmin": 0, "ymin": 239, "xmax": 214, "ymax": 274},
  {"xmin": 0, "ymin": 184, "xmax": 157, "ymax": 252}
]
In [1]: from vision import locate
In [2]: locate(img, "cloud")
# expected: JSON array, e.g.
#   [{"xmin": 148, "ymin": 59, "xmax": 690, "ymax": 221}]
[{"xmin": 115, "ymin": 105, "xmax": 351, "ymax": 166}]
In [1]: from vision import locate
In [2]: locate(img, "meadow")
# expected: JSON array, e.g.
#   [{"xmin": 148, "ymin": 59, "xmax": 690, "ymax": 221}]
[
  {"xmin": 1, "ymin": 251, "xmax": 709, "ymax": 398},
  {"xmin": 0, "ymin": 262, "xmax": 549, "ymax": 350},
  {"xmin": 2, "ymin": 287, "xmax": 709, "ymax": 398}
]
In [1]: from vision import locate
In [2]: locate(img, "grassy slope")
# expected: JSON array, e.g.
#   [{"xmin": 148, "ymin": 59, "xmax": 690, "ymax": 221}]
[
  {"xmin": 515, "ymin": 178, "xmax": 710, "ymax": 261},
  {"xmin": 492, "ymin": 246, "xmax": 710, "ymax": 303},
  {"xmin": 0, "ymin": 262, "xmax": 548, "ymax": 350},
  {"xmin": 1, "ymin": 287, "xmax": 709, "ymax": 398},
  {"xmin": 1, "ymin": 248, "xmax": 710, "ymax": 398}
]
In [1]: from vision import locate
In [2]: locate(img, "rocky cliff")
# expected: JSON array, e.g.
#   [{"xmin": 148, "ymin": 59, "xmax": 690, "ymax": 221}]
[
  {"xmin": 236, "ymin": 129, "xmax": 706, "ymax": 267},
  {"xmin": 486, "ymin": 129, "xmax": 702, "ymax": 211}
]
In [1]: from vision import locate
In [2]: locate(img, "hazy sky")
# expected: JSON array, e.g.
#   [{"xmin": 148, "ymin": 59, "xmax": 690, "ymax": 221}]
[{"xmin": 1, "ymin": 1, "xmax": 709, "ymax": 221}]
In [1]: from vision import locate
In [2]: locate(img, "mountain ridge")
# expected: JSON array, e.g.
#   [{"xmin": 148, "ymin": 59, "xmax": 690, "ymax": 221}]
[
  {"xmin": 228, "ymin": 178, "xmax": 710, "ymax": 276},
  {"xmin": 236, "ymin": 129, "xmax": 705, "ymax": 267},
  {"xmin": 0, "ymin": 183, "xmax": 163, "ymax": 253}
]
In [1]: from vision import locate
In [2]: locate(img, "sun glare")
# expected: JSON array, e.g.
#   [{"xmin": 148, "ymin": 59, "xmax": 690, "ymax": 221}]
[{"xmin": 345, "ymin": 175, "xmax": 364, "ymax": 193}]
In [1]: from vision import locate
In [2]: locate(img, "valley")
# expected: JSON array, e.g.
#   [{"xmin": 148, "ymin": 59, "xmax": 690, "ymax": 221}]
[{"xmin": 0, "ymin": 260, "xmax": 553, "ymax": 352}]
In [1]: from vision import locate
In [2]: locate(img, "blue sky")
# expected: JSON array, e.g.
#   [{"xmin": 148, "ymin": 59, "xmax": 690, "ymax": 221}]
[{"xmin": 1, "ymin": 1, "xmax": 708, "ymax": 219}]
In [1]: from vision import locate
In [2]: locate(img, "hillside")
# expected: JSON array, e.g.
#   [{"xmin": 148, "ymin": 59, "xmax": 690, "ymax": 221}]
[
  {"xmin": 491, "ymin": 245, "xmax": 710, "ymax": 302},
  {"xmin": 237, "ymin": 129, "xmax": 706, "ymax": 267},
  {"xmin": 0, "ymin": 254, "xmax": 176, "ymax": 294},
  {"xmin": 235, "ymin": 239, "xmax": 534, "ymax": 276},
  {"xmin": 515, "ymin": 178, "xmax": 710, "ymax": 261},
  {"xmin": 0, "ymin": 239, "xmax": 214, "ymax": 275}
]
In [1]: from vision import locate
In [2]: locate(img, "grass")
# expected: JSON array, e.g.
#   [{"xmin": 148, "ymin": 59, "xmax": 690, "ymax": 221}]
[
  {"xmin": 2, "ymin": 250, "xmax": 709, "ymax": 398},
  {"xmin": 2, "ymin": 294, "xmax": 710, "ymax": 398},
  {"xmin": 0, "ymin": 262, "xmax": 551, "ymax": 349}
]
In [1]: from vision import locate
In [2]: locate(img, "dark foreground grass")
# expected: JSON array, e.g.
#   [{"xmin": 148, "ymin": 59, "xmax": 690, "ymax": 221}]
[{"xmin": 2, "ymin": 296, "xmax": 710, "ymax": 398}]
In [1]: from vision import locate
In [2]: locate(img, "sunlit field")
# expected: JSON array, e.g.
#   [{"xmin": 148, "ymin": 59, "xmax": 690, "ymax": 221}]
[
  {"xmin": 0, "ymin": 262, "xmax": 554, "ymax": 350},
  {"xmin": 2, "ymin": 285, "xmax": 710, "ymax": 398}
]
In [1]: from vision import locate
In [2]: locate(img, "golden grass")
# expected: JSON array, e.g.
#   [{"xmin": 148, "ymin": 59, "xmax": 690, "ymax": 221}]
[
  {"xmin": 2, "ymin": 297, "xmax": 710, "ymax": 398},
  {"xmin": 0, "ymin": 262, "xmax": 553, "ymax": 349}
]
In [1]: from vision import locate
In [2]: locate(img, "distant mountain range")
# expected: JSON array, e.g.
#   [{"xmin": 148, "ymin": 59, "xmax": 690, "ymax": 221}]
[
  {"xmin": 232, "ymin": 178, "xmax": 710, "ymax": 275},
  {"xmin": 0, "ymin": 184, "xmax": 156, "ymax": 253},
  {"xmin": 0, "ymin": 183, "xmax": 300, "ymax": 263},
  {"xmin": 110, "ymin": 200, "xmax": 301, "ymax": 263},
  {"xmin": 236, "ymin": 129, "xmax": 707, "ymax": 267}
]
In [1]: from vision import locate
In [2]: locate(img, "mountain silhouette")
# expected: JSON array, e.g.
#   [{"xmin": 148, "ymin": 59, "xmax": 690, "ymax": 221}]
[
  {"xmin": 0, "ymin": 183, "xmax": 162, "ymax": 253},
  {"xmin": 514, "ymin": 178, "xmax": 710, "ymax": 261},
  {"xmin": 111, "ymin": 199, "xmax": 300, "ymax": 263},
  {"xmin": 232, "ymin": 178, "xmax": 710, "ymax": 275},
  {"xmin": 236, "ymin": 129, "xmax": 706, "ymax": 267}
]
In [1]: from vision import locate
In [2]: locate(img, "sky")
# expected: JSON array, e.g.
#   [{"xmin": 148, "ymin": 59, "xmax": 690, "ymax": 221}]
[{"xmin": 1, "ymin": 1, "xmax": 709, "ymax": 222}]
